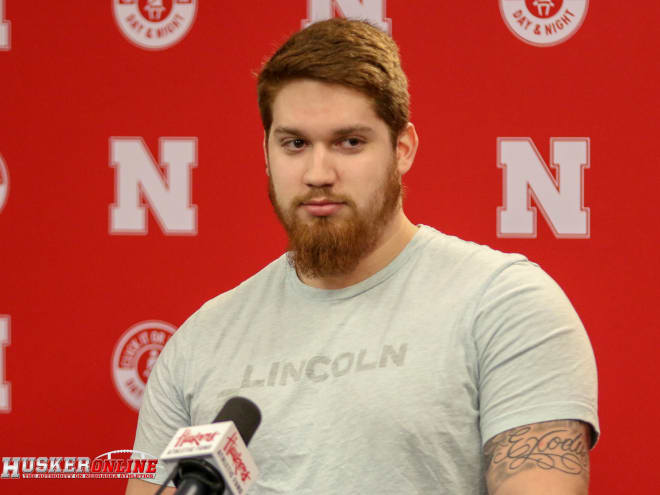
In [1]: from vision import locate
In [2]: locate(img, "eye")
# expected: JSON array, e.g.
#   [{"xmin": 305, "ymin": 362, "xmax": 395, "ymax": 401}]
[
  {"xmin": 338, "ymin": 137, "xmax": 365, "ymax": 150},
  {"xmin": 282, "ymin": 138, "xmax": 306, "ymax": 151}
]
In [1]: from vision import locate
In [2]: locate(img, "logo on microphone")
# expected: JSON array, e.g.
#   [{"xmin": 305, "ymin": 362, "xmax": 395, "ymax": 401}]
[
  {"xmin": 174, "ymin": 429, "xmax": 220, "ymax": 448},
  {"xmin": 112, "ymin": 320, "xmax": 176, "ymax": 410},
  {"xmin": 499, "ymin": 0, "xmax": 589, "ymax": 46},
  {"xmin": 113, "ymin": 0, "xmax": 197, "ymax": 50},
  {"xmin": 0, "ymin": 154, "xmax": 8, "ymax": 214},
  {"xmin": 223, "ymin": 432, "xmax": 252, "ymax": 483}
]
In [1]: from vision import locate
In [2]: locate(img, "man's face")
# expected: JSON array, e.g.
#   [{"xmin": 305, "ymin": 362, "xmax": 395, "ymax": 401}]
[{"xmin": 265, "ymin": 79, "xmax": 404, "ymax": 278}]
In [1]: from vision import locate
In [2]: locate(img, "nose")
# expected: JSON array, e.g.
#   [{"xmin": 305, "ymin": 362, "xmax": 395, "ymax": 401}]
[{"xmin": 302, "ymin": 145, "xmax": 336, "ymax": 188}]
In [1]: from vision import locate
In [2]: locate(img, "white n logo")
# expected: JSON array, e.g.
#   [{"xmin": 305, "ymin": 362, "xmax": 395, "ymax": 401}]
[
  {"xmin": 303, "ymin": 0, "xmax": 391, "ymax": 34},
  {"xmin": 109, "ymin": 137, "xmax": 198, "ymax": 235},
  {"xmin": 0, "ymin": 316, "xmax": 10, "ymax": 413},
  {"xmin": 497, "ymin": 138, "xmax": 590, "ymax": 238},
  {"xmin": 0, "ymin": 0, "xmax": 10, "ymax": 50}
]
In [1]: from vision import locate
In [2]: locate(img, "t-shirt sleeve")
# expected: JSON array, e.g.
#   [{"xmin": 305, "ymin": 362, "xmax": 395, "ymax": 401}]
[
  {"xmin": 474, "ymin": 261, "xmax": 599, "ymax": 448},
  {"xmin": 131, "ymin": 314, "xmax": 196, "ymax": 486}
]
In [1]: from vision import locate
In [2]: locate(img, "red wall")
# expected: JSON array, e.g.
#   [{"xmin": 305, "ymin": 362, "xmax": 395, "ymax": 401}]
[{"xmin": 1, "ymin": 1, "xmax": 658, "ymax": 492}]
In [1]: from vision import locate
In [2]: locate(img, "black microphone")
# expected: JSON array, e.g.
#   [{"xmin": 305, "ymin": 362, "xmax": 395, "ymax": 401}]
[
  {"xmin": 157, "ymin": 397, "xmax": 262, "ymax": 495},
  {"xmin": 212, "ymin": 396, "xmax": 261, "ymax": 445}
]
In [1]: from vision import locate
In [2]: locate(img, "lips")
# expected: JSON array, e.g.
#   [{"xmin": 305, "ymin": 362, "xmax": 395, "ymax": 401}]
[{"xmin": 300, "ymin": 199, "xmax": 345, "ymax": 216}]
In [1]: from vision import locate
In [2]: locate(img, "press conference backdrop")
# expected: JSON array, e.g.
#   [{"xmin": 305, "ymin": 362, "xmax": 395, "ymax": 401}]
[{"xmin": 1, "ymin": 1, "xmax": 658, "ymax": 493}]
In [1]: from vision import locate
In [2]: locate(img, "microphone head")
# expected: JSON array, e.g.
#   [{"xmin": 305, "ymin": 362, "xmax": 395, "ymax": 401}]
[{"xmin": 213, "ymin": 396, "xmax": 262, "ymax": 445}]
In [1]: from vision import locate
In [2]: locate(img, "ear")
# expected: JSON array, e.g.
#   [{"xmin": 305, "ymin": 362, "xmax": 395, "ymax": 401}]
[
  {"xmin": 395, "ymin": 123, "xmax": 419, "ymax": 176},
  {"xmin": 263, "ymin": 131, "xmax": 270, "ymax": 176}
]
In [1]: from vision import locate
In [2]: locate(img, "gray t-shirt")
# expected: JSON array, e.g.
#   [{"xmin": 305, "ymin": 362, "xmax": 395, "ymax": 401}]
[{"xmin": 133, "ymin": 225, "xmax": 599, "ymax": 494}]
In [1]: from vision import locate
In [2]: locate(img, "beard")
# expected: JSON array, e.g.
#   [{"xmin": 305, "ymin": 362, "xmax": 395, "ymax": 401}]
[{"xmin": 268, "ymin": 159, "xmax": 403, "ymax": 279}]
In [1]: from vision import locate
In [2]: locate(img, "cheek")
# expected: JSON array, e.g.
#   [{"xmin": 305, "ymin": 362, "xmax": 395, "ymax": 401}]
[
  {"xmin": 348, "ymin": 162, "xmax": 391, "ymax": 202},
  {"xmin": 267, "ymin": 152, "xmax": 302, "ymax": 186},
  {"xmin": 268, "ymin": 168, "xmax": 300, "ymax": 205}
]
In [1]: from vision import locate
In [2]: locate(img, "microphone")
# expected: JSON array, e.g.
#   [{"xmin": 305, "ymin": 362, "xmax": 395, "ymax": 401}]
[{"xmin": 157, "ymin": 397, "xmax": 262, "ymax": 495}]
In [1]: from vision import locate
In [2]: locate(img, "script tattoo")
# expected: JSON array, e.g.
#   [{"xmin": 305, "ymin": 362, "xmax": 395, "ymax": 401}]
[{"xmin": 484, "ymin": 420, "xmax": 590, "ymax": 492}]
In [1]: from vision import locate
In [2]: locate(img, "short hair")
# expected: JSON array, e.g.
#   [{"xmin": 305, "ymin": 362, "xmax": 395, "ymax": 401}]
[{"xmin": 257, "ymin": 18, "xmax": 410, "ymax": 146}]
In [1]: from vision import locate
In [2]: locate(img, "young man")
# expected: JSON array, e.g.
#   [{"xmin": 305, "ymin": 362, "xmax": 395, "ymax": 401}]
[{"xmin": 127, "ymin": 19, "xmax": 598, "ymax": 495}]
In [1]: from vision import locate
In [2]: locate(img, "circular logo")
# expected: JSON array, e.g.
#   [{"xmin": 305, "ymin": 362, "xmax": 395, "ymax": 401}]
[
  {"xmin": 500, "ymin": 0, "xmax": 588, "ymax": 47},
  {"xmin": 112, "ymin": 320, "xmax": 176, "ymax": 410},
  {"xmin": 0, "ymin": 154, "xmax": 8, "ymax": 214},
  {"xmin": 113, "ymin": 0, "xmax": 197, "ymax": 51}
]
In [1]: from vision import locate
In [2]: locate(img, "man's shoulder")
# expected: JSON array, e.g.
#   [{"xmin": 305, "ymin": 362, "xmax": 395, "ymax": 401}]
[
  {"xmin": 202, "ymin": 253, "xmax": 289, "ymax": 310},
  {"xmin": 178, "ymin": 254, "xmax": 290, "ymax": 335},
  {"xmin": 416, "ymin": 225, "xmax": 531, "ymax": 276}
]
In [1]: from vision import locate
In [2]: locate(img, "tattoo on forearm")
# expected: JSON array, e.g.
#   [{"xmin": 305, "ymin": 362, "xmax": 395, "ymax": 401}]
[{"xmin": 484, "ymin": 420, "xmax": 590, "ymax": 488}]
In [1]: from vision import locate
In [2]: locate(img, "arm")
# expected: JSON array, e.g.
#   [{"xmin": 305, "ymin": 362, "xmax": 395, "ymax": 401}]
[
  {"xmin": 127, "ymin": 319, "xmax": 196, "ymax": 491},
  {"xmin": 125, "ymin": 478, "xmax": 176, "ymax": 495},
  {"xmin": 473, "ymin": 261, "xmax": 599, "ymax": 492},
  {"xmin": 484, "ymin": 419, "xmax": 591, "ymax": 495}
]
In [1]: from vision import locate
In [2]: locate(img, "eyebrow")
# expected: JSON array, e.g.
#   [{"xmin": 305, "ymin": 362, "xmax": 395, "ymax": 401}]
[{"xmin": 272, "ymin": 125, "xmax": 375, "ymax": 138}]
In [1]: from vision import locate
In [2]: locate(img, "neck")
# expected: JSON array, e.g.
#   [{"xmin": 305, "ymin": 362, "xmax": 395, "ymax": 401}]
[{"xmin": 298, "ymin": 211, "xmax": 418, "ymax": 290}]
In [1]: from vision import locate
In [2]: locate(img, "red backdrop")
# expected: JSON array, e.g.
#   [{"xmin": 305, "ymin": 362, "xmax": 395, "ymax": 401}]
[{"xmin": 1, "ymin": 1, "xmax": 658, "ymax": 492}]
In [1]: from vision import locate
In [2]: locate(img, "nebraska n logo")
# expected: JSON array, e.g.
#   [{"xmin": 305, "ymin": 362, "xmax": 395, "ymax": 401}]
[
  {"xmin": 109, "ymin": 137, "xmax": 197, "ymax": 235},
  {"xmin": 303, "ymin": 0, "xmax": 391, "ymax": 34},
  {"xmin": 497, "ymin": 138, "xmax": 590, "ymax": 238}
]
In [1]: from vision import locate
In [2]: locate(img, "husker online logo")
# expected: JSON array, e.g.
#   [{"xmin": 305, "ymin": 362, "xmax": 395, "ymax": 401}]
[{"xmin": 1, "ymin": 451, "xmax": 157, "ymax": 479}]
